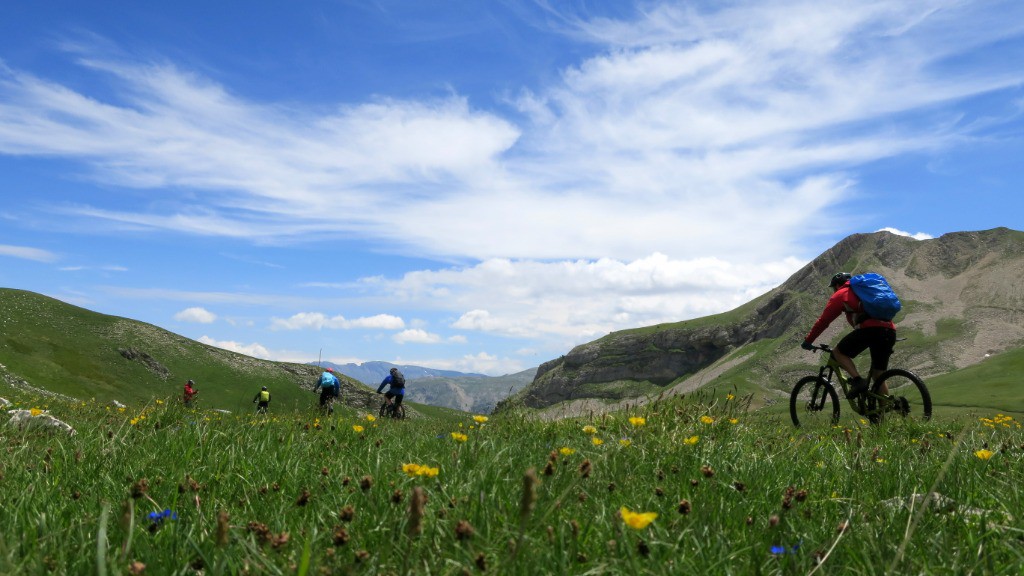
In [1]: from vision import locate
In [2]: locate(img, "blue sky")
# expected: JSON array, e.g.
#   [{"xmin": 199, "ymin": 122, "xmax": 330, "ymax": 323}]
[{"xmin": 1, "ymin": 1, "xmax": 1022, "ymax": 375}]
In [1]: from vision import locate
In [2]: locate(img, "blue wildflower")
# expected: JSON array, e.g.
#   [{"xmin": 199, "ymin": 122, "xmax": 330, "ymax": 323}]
[
  {"xmin": 147, "ymin": 509, "xmax": 178, "ymax": 531},
  {"xmin": 770, "ymin": 542, "xmax": 800, "ymax": 555}
]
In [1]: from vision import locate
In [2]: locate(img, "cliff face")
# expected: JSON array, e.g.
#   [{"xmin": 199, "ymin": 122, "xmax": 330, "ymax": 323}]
[{"xmin": 511, "ymin": 228, "xmax": 1024, "ymax": 412}]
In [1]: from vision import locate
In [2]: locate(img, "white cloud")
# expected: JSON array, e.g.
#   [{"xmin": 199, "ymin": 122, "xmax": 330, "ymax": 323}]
[
  {"xmin": 396, "ymin": 352, "xmax": 525, "ymax": 376},
  {"xmin": 0, "ymin": 1, "xmax": 1019, "ymax": 264},
  {"xmin": 175, "ymin": 307, "xmax": 218, "ymax": 324},
  {"xmin": 197, "ymin": 336, "xmax": 271, "ymax": 359},
  {"xmin": 270, "ymin": 312, "xmax": 405, "ymax": 331},
  {"xmin": 393, "ymin": 329, "xmax": 442, "ymax": 344},
  {"xmin": 877, "ymin": 227, "xmax": 934, "ymax": 240},
  {"xmin": 382, "ymin": 252, "xmax": 804, "ymax": 344},
  {"xmin": 0, "ymin": 244, "xmax": 57, "ymax": 263}
]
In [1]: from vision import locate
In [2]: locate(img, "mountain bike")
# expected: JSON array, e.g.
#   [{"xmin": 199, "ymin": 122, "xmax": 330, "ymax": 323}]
[
  {"xmin": 790, "ymin": 343, "xmax": 932, "ymax": 427},
  {"xmin": 379, "ymin": 397, "xmax": 407, "ymax": 420}
]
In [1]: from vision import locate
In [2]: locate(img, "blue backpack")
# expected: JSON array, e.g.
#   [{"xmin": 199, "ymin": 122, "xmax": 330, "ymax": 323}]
[
  {"xmin": 849, "ymin": 273, "xmax": 902, "ymax": 321},
  {"xmin": 319, "ymin": 372, "xmax": 337, "ymax": 389}
]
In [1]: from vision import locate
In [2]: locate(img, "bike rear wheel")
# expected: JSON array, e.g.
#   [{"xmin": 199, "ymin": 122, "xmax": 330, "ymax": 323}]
[
  {"xmin": 790, "ymin": 376, "xmax": 840, "ymax": 427},
  {"xmin": 867, "ymin": 369, "xmax": 931, "ymax": 423}
]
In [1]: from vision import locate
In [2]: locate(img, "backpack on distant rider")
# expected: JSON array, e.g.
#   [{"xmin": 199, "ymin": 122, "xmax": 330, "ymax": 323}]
[
  {"xmin": 391, "ymin": 371, "xmax": 406, "ymax": 388},
  {"xmin": 849, "ymin": 273, "xmax": 902, "ymax": 321},
  {"xmin": 320, "ymin": 372, "xmax": 336, "ymax": 389}
]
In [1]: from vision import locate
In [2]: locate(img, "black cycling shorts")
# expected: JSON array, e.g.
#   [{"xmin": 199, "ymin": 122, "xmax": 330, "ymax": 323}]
[{"xmin": 836, "ymin": 327, "xmax": 897, "ymax": 372}]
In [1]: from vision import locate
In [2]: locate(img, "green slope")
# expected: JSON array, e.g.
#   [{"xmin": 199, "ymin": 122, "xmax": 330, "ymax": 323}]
[{"xmin": 0, "ymin": 288, "xmax": 454, "ymax": 420}]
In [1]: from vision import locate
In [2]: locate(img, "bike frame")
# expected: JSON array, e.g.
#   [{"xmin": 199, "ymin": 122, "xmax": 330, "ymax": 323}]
[{"xmin": 814, "ymin": 344, "xmax": 891, "ymax": 418}]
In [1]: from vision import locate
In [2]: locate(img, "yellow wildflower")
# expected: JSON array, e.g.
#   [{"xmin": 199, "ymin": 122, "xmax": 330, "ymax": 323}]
[
  {"xmin": 975, "ymin": 449, "xmax": 994, "ymax": 460},
  {"xmin": 619, "ymin": 438, "xmax": 632, "ymax": 447},
  {"xmin": 620, "ymin": 506, "xmax": 657, "ymax": 530},
  {"xmin": 628, "ymin": 417, "xmax": 646, "ymax": 427},
  {"xmin": 366, "ymin": 414, "xmax": 376, "ymax": 422},
  {"xmin": 451, "ymin": 432, "xmax": 468, "ymax": 442},
  {"xmin": 729, "ymin": 418, "xmax": 739, "ymax": 425},
  {"xmin": 726, "ymin": 393, "xmax": 735, "ymax": 401},
  {"xmin": 582, "ymin": 425, "xmax": 598, "ymax": 435},
  {"xmin": 403, "ymin": 463, "xmax": 440, "ymax": 478},
  {"xmin": 591, "ymin": 437, "xmax": 604, "ymax": 446},
  {"xmin": 684, "ymin": 435, "xmax": 699, "ymax": 445},
  {"xmin": 30, "ymin": 408, "xmax": 43, "ymax": 417},
  {"xmin": 352, "ymin": 425, "xmax": 364, "ymax": 433},
  {"xmin": 559, "ymin": 447, "xmax": 575, "ymax": 456},
  {"xmin": 700, "ymin": 415, "xmax": 714, "ymax": 425},
  {"xmin": 473, "ymin": 415, "xmax": 489, "ymax": 423}
]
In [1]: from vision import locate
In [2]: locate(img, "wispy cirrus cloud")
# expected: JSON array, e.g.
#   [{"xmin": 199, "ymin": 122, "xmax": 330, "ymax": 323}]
[
  {"xmin": 0, "ymin": 244, "xmax": 58, "ymax": 262},
  {"xmin": 270, "ymin": 312, "xmax": 405, "ymax": 331},
  {"xmin": 0, "ymin": 1, "xmax": 1019, "ymax": 264}
]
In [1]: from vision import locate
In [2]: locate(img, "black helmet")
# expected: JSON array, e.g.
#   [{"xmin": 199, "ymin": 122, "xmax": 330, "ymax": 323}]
[
  {"xmin": 390, "ymin": 367, "xmax": 398, "ymax": 374},
  {"xmin": 829, "ymin": 272, "xmax": 852, "ymax": 288},
  {"xmin": 261, "ymin": 386, "xmax": 267, "ymax": 390}
]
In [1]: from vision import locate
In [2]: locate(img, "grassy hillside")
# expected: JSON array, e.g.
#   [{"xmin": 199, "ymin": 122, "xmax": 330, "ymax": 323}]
[
  {"xmin": 0, "ymin": 288, "xmax": 455, "ymax": 418},
  {"xmin": 2, "ymin": 382, "xmax": 1021, "ymax": 574}
]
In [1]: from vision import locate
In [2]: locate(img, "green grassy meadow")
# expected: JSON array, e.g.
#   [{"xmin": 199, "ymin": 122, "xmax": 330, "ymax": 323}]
[{"xmin": 3, "ymin": 385, "xmax": 1022, "ymax": 575}]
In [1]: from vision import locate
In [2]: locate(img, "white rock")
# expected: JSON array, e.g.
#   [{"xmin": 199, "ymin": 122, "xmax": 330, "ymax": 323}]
[
  {"xmin": 6, "ymin": 409, "xmax": 77, "ymax": 436},
  {"xmin": 0, "ymin": 397, "xmax": 11, "ymax": 408}
]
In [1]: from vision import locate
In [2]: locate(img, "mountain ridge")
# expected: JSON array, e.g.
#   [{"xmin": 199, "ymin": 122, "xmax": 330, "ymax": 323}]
[{"xmin": 500, "ymin": 227, "xmax": 1024, "ymax": 418}]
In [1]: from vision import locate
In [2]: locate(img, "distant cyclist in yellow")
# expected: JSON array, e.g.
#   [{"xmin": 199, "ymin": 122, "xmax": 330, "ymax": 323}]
[{"xmin": 253, "ymin": 386, "xmax": 271, "ymax": 414}]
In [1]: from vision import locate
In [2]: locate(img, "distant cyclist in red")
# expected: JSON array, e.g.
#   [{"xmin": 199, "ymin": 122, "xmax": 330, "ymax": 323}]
[
  {"xmin": 183, "ymin": 379, "xmax": 198, "ymax": 407},
  {"xmin": 802, "ymin": 272, "xmax": 897, "ymax": 398}
]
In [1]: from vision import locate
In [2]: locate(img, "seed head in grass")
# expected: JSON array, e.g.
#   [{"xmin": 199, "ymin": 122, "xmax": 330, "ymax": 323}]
[
  {"xmin": 700, "ymin": 465, "xmax": 714, "ymax": 478},
  {"xmin": 733, "ymin": 481, "xmax": 746, "ymax": 493},
  {"xmin": 212, "ymin": 509, "xmax": 230, "ymax": 546},
  {"xmin": 127, "ymin": 561, "xmax": 146, "ymax": 575},
  {"xmin": 637, "ymin": 539, "xmax": 651, "ymax": 557},
  {"xmin": 333, "ymin": 526, "xmax": 350, "ymax": 545},
  {"xmin": 130, "ymin": 478, "xmax": 149, "ymax": 499},
  {"xmin": 295, "ymin": 489, "xmax": 311, "ymax": 506},
  {"xmin": 677, "ymin": 499, "xmax": 691, "ymax": 515},
  {"xmin": 769, "ymin": 515, "xmax": 780, "ymax": 527},
  {"xmin": 543, "ymin": 461, "xmax": 555, "ymax": 476},
  {"xmin": 607, "ymin": 482, "xmax": 616, "ymax": 492},
  {"xmin": 475, "ymin": 553, "xmax": 488, "ymax": 571},
  {"xmin": 654, "ymin": 487, "xmax": 665, "ymax": 498},
  {"xmin": 455, "ymin": 519, "xmax": 475, "ymax": 541},
  {"xmin": 339, "ymin": 505, "xmax": 355, "ymax": 522},
  {"xmin": 520, "ymin": 468, "xmax": 539, "ymax": 522},
  {"xmin": 360, "ymin": 476, "xmax": 373, "ymax": 491},
  {"xmin": 408, "ymin": 486, "xmax": 427, "ymax": 537},
  {"xmin": 354, "ymin": 550, "xmax": 370, "ymax": 563},
  {"xmin": 579, "ymin": 459, "xmax": 592, "ymax": 478}
]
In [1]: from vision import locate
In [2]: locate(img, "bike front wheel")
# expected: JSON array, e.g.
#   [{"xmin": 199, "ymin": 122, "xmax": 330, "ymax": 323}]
[
  {"xmin": 790, "ymin": 376, "xmax": 840, "ymax": 427},
  {"xmin": 867, "ymin": 369, "xmax": 932, "ymax": 424}
]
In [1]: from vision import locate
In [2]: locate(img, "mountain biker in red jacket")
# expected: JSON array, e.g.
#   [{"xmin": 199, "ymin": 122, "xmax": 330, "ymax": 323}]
[{"xmin": 802, "ymin": 272, "xmax": 896, "ymax": 398}]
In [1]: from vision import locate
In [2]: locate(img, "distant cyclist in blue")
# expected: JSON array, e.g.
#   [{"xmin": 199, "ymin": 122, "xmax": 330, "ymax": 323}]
[
  {"xmin": 315, "ymin": 368, "xmax": 340, "ymax": 415},
  {"xmin": 376, "ymin": 367, "xmax": 406, "ymax": 418}
]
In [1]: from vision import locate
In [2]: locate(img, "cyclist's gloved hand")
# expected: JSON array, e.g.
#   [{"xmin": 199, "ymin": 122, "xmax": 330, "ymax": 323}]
[{"xmin": 801, "ymin": 341, "xmax": 815, "ymax": 351}]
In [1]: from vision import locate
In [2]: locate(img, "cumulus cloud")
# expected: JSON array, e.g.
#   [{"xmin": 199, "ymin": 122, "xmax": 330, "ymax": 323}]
[
  {"xmin": 0, "ymin": 244, "xmax": 57, "ymax": 263},
  {"xmin": 393, "ymin": 329, "xmax": 442, "ymax": 344},
  {"xmin": 175, "ymin": 307, "xmax": 218, "ymax": 324},
  {"xmin": 376, "ymin": 252, "xmax": 805, "ymax": 344},
  {"xmin": 270, "ymin": 312, "xmax": 405, "ymax": 331},
  {"xmin": 877, "ymin": 227, "xmax": 934, "ymax": 240},
  {"xmin": 197, "ymin": 336, "xmax": 271, "ymax": 359}
]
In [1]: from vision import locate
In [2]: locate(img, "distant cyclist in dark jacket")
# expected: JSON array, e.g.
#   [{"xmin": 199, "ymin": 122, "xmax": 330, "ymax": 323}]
[
  {"xmin": 802, "ymin": 272, "xmax": 897, "ymax": 398},
  {"xmin": 376, "ymin": 367, "xmax": 406, "ymax": 417},
  {"xmin": 315, "ymin": 368, "xmax": 340, "ymax": 415}
]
